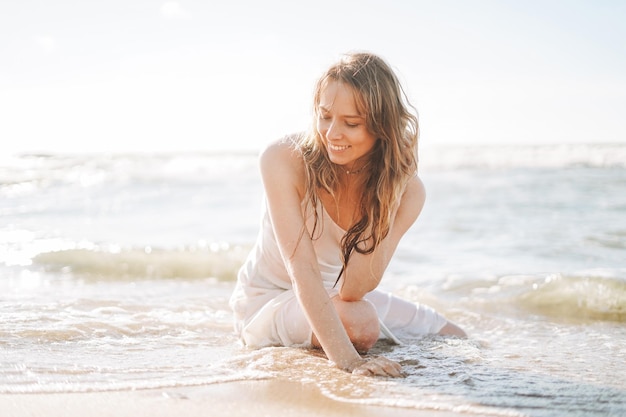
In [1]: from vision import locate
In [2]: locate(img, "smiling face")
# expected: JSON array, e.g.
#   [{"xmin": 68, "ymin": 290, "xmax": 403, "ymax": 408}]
[{"xmin": 316, "ymin": 80, "xmax": 378, "ymax": 170}]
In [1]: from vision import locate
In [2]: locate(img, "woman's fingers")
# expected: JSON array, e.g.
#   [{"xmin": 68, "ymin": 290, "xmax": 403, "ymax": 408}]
[
  {"xmin": 352, "ymin": 356, "xmax": 404, "ymax": 378},
  {"xmin": 378, "ymin": 356, "xmax": 403, "ymax": 377}
]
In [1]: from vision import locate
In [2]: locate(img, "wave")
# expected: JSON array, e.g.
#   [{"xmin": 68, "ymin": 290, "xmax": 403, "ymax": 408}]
[
  {"xmin": 420, "ymin": 143, "xmax": 626, "ymax": 170},
  {"xmin": 27, "ymin": 247, "xmax": 626, "ymax": 322},
  {"xmin": 0, "ymin": 152, "xmax": 260, "ymax": 191},
  {"xmin": 517, "ymin": 274, "xmax": 626, "ymax": 322},
  {"xmin": 463, "ymin": 273, "xmax": 626, "ymax": 323},
  {"xmin": 2, "ymin": 143, "xmax": 625, "ymax": 193},
  {"xmin": 31, "ymin": 244, "xmax": 250, "ymax": 281}
]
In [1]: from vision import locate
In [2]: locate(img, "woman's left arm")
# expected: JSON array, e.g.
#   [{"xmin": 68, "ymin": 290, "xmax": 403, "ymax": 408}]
[{"xmin": 339, "ymin": 175, "xmax": 426, "ymax": 301}]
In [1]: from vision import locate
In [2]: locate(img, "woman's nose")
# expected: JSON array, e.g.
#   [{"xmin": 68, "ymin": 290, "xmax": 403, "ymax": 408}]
[{"xmin": 326, "ymin": 120, "xmax": 342, "ymax": 140}]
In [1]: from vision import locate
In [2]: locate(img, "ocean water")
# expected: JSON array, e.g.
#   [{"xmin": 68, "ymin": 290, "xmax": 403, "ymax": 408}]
[{"xmin": 1, "ymin": 144, "xmax": 625, "ymax": 416}]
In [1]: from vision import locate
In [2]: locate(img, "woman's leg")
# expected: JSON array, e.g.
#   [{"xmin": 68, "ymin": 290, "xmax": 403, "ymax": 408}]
[
  {"xmin": 311, "ymin": 296, "xmax": 381, "ymax": 353},
  {"xmin": 311, "ymin": 290, "xmax": 466, "ymax": 352},
  {"xmin": 364, "ymin": 290, "xmax": 466, "ymax": 338}
]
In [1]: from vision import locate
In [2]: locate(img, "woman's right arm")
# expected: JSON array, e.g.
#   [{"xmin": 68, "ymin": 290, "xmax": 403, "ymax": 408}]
[
  {"xmin": 259, "ymin": 140, "xmax": 362, "ymax": 370},
  {"xmin": 259, "ymin": 139, "xmax": 401, "ymax": 376}
]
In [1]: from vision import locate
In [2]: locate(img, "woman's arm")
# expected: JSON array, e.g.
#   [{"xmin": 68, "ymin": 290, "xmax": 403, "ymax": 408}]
[
  {"xmin": 339, "ymin": 176, "xmax": 426, "ymax": 301},
  {"xmin": 259, "ymin": 140, "xmax": 363, "ymax": 371}
]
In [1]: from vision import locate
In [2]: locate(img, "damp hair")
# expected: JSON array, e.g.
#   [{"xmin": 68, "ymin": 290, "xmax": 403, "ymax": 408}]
[{"xmin": 296, "ymin": 52, "xmax": 419, "ymax": 286}]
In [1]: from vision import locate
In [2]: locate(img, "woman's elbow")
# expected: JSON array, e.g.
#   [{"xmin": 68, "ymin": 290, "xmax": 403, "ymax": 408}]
[
  {"xmin": 338, "ymin": 273, "xmax": 380, "ymax": 301},
  {"xmin": 337, "ymin": 288, "xmax": 367, "ymax": 302}
]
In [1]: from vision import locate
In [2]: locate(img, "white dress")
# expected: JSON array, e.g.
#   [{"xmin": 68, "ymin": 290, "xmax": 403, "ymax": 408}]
[{"xmin": 229, "ymin": 197, "xmax": 447, "ymax": 347}]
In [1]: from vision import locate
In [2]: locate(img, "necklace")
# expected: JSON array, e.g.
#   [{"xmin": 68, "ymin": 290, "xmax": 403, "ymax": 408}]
[{"xmin": 345, "ymin": 161, "xmax": 370, "ymax": 175}]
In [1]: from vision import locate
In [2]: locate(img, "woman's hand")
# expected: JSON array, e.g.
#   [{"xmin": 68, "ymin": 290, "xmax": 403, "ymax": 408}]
[{"xmin": 350, "ymin": 356, "xmax": 404, "ymax": 378}]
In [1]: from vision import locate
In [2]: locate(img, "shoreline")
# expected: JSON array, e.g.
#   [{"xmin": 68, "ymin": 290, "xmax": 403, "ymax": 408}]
[{"xmin": 0, "ymin": 379, "xmax": 467, "ymax": 417}]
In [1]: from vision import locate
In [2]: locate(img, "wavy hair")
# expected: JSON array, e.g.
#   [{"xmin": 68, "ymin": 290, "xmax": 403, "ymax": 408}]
[{"xmin": 296, "ymin": 52, "xmax": 419, "ymax": 285}]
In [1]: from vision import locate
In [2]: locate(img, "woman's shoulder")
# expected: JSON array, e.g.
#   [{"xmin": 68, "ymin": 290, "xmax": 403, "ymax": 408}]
[
  {"xmin": 259, "ymin": 133, "xmax": 306, "ymax": 188},
  {"xmin": 405, "ymin": 174, "xmax": 426, "ymax": 200},
  {"xmin": 260, "ymin": 134, "xmax": 302, "ymax": 162},
  {"xmin": 395, "ymin": 174, "xmax": 426, "ymax": 228}
]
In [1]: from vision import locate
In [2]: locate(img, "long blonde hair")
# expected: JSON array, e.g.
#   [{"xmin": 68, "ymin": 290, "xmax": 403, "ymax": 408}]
[{"xmin": 297, "ymin": 52, "xmax": 419, "ymax": 284}]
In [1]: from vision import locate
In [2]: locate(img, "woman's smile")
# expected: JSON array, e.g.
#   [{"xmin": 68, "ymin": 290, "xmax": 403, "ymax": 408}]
[{"xmin": 328, "ymin": 143, "xmax": 351, "ymax": 152}]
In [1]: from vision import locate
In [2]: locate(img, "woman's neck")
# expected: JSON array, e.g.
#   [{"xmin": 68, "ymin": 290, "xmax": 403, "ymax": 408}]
[{"xmin": 320, "ymin": 171, "xmax": 367, "ymax": 230}]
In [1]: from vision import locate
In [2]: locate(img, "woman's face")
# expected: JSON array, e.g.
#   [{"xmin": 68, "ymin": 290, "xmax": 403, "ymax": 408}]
[{"xmin": 316, "ymin": 80, "xmax": 377, "ymax": 169}]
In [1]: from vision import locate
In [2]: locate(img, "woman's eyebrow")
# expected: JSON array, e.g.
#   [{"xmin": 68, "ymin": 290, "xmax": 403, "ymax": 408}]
[{"xmin": 318, "ymin": 105, "xmax": 364, "ymax": 119}]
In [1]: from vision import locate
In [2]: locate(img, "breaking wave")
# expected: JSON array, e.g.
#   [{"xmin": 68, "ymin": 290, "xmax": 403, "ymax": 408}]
[
  {"xmin": 31, "ymin": 243, "xmax": 249, "ymax": 281},
  {"xmin": 457, "ymin": 273, "xmax": 626, "ymax": 323}
]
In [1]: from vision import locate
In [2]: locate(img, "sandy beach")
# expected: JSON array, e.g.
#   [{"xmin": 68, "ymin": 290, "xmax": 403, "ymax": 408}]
[{"xmin": 0, "ymin": 379, "xmax": 468, "ymax": 417}]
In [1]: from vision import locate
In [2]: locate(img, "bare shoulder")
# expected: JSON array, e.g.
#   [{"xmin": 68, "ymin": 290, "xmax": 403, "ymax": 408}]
[
  {"xmin": 404, "ymin": 174, "xmax": 426, "ymax": 206},
  {"xmin": 259, "ymin": 134, "xmax": 306, "ymax": 194},
  {"xmin": 260, "ymin": 135, "xmax": 301, "ymax": 166},
  {"xmin": 395, "ymin": 174, "xmax": 426, "ymax": 228}
]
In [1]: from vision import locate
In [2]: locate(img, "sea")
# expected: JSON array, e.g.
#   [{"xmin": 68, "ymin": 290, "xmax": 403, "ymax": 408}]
[{"xmin": 1, "ymin": 143, "xmax": 625, "ymax": 416}]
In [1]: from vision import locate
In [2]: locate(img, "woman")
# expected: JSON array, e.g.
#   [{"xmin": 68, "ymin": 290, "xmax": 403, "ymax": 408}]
[{"xmin": 230, "ymin": 52, "xmax": 465, "ymax": 377}]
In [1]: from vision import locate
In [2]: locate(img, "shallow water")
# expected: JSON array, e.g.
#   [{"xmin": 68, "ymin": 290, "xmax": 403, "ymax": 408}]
[{"xmin": 1, "ymin": 145, "xmax": 625, "ymax": 416}]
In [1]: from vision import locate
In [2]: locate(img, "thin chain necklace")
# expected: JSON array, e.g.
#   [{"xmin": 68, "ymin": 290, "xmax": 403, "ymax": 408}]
[{"xmin": 345, "ymin": 161, "xmax": 370, "ymax": 175}]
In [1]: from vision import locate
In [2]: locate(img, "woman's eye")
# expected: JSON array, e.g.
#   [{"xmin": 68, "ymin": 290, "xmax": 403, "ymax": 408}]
[{"xmin": 346, "ymin": 122, "xmax": 358, "ymax": 128}]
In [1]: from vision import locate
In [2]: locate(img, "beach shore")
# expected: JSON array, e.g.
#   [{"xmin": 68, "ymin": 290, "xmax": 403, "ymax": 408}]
[{"xmin": 1, "ymin": 379, "xmax": 466, "ymax": 417}]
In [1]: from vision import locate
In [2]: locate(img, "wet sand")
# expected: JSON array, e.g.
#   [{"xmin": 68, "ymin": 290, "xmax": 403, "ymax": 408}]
[{"xmin": 1, "ymin": 379, "xmax": 466, "ymax": 417}]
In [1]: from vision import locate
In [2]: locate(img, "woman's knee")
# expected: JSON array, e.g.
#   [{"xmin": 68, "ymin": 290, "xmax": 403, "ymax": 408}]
[{"xmin": 332, "ymin": 298, "xmax": 380, "ymax": 352}]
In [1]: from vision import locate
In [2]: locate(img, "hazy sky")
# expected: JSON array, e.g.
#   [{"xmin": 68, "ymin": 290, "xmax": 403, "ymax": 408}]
[{"xmin": 1, "ymin": 0, "xmax": 625, "ymax": 153}]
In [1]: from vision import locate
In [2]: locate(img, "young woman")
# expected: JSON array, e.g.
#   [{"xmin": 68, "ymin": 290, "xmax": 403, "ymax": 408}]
[{"xmin": 230, "ymin": 52, "xmax": 465, "ymax": 377}]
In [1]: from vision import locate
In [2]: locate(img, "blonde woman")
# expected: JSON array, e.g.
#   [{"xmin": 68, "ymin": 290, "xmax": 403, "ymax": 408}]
[{"xmin": 230, "ymin": 52, "xmax": 465, "ymax": 377}]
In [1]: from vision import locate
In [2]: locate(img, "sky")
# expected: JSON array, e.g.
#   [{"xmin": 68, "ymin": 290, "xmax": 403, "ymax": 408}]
[{"xmin": 1, "ymin": 0, "xmax": 625, "ymax": 154}]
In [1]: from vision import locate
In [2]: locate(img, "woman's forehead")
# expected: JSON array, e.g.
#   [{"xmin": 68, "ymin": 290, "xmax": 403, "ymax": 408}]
[{"xmin": 318, "ymin": 80, "xmax": 366, "ymax": 115}]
